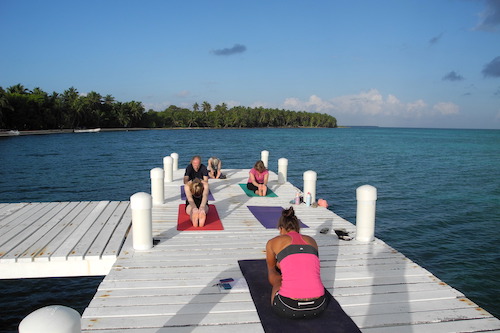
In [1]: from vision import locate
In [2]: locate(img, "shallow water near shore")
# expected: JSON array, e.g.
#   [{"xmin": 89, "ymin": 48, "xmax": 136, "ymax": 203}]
[{"xmin": 0, "ymin": 127, "xmax": 499, "ymax": 330}]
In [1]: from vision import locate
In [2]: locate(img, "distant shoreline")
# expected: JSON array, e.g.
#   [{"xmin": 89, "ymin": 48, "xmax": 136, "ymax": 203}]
[{"xmin": 0, "ymin": 127, "xmax": 340, "ymax": 137}]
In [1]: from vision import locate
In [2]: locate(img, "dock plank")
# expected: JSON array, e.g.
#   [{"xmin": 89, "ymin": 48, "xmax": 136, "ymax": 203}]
[{"xmin": 51, "ymin": 201, "xmax": 109, "ymax": 261}]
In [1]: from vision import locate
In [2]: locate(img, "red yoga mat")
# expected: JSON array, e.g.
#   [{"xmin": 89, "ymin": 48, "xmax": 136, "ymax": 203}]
[{"xmin": 177, "ymin": 204, "xmax": 224, "ymax": 231}]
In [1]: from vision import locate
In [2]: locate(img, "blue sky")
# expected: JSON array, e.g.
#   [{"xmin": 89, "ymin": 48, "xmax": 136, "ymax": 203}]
[{"xmin": 1, "ymin": 0, "xmax": 499, "ymax": 129}]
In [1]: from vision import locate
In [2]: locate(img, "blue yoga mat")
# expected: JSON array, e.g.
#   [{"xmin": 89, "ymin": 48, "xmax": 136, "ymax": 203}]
[
  {"xmin": 238, "ymin": 259, "xmax": 361, "ymax": 333},
  {"xmin": 247, "ymin": 206, "xmax": 308, "ymax": 229},
  {"xmin": 180, "ymin": 186, "xmax": 215, "ymax": 201}
]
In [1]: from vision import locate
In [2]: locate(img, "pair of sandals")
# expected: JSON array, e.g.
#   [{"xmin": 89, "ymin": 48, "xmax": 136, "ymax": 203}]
[{"xmin": 319, "ymin": 228, "xmax": 353, "ymax": 241}]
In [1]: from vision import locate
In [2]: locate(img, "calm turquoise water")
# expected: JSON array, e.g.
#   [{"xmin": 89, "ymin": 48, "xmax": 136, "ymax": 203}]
[{"xmin": 0, "ymin": 128, "xmax": 499, "ymax": 330}]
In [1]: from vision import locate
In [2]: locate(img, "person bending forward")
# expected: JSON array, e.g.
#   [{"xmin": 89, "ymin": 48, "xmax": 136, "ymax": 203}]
[{"xmin": 266, "ymin": 207, "xmax": 329, "ymax": 318}]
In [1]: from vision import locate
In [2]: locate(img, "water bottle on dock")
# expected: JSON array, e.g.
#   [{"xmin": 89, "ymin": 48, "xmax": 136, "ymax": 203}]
[
  {"xmin": 305, "ymin": 192, "xmax": 311, "ymax": 206},
  {"xmin": 295, "ymin": 192, "xmax": 301, "ymax": 205}
]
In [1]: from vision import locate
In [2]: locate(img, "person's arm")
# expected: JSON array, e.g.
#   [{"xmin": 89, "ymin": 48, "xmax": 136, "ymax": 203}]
[
  {"xmin": 266, "ymin": 238, "xmax": 282, "ymax": 303},
  {"xmin": 199, "ymin": 181, "xmax": 209, "ymax": 210},
  {"xmin": 216, "ymin": 160, "xmax": 222, "ymax": 178},
  {"xmin": 249, "ymin": 171, "xmax": 259, "ymax": 186},
  {"xmin": 184, "ymin": 183, "xmax": 196, "ymax": 208},
  {"xmin": 184, "ymin": 165, "xmax": 192, "ymax": 184},
  {"xmin": 263, "ymin": 172, "xmax": 269, "ymax": 185}
]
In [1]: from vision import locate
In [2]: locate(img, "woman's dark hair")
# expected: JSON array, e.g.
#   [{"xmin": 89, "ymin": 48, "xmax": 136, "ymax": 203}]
[
  {"xmin": 254, "ymin": 160, "xmax": 266, "ymax": 173},
  {"xmin": 278, "ymin": 207, "xmax": 300, "ymax": 232}
]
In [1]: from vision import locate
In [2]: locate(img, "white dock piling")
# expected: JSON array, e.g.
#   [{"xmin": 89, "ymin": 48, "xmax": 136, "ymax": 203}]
[
  {"xmin": 278, "ymin": 158, "xmax": 288, "ymax": 184},
  {"xmin": 163, "ymin": 156, "xmax": 173, "ymax": 183},
  {"xmin": 150, "ymin": 168, "xmax": 164, "ymax": 205},
  {"xmin": 261, "ymin": 150, "xmax": 269, "ymax": 168},
  {"xmin": 303, "ymin": 170, "xmax": 317, "ymax": 204},
  {"xmin": 170, "ymin": 153, "xmax": 179, "ymax": 171},
  {"xmin": 130, "ymin": 192, "xmax": 153, "ymax": 250},
  {"xmin": 19, "ymin": 305, "xmax": 81, "ymax": 333},
  {"xmin": 355, "ymin": 185, "xmax": 377, "ymax": 242}
]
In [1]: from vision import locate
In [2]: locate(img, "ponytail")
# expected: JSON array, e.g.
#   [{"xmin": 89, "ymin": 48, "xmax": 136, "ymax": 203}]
[{"xmin": 277, "ymin": 206, "xmax": 300, "ymax": 232}]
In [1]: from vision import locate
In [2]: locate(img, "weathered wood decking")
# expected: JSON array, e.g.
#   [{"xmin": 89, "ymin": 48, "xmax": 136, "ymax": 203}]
[
  {"xmin": 1, "ymin": 168, "xmax": 499, "ymax": 331},
  {"xmin": 74, "ymin": 168, "xmax": 498, "ymax": 332},
  {"xmin": 0, "ymin": 201, "xmax": 130, "ymax": 278}
]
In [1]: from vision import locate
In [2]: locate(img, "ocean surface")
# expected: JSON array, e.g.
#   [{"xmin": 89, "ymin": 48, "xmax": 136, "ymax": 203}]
[{"xmin": 0, "ymin": 127, "xmax": 499, "ymax": 331}]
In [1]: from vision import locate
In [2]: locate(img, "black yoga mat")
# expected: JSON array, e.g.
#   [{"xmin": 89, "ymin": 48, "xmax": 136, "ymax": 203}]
[{"xmin": 238, "ymin": 259, "xmax": 361, "ymax": 333}]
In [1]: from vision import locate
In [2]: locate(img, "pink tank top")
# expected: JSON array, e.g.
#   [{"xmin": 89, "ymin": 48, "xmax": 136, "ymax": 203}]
[
  {"xmin": 277, "ymin": 231, "xmax": 324, "ymax": 299},
  {"xmin": 248, "ymin": 168, "xmax": 268, "ymax": 184}
]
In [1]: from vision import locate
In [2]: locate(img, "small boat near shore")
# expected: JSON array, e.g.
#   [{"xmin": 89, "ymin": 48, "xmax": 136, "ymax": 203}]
[
  {"xmin": 74, "ymin": 128, "xmax": 101, "ymax": 133},
  {"xmin": 0, "ymin": 129, "xmax": 20, "ymax": 136}
]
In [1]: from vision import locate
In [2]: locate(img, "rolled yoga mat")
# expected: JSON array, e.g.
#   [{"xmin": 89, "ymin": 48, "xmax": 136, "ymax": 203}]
[
  {"xmin": 238, "ymin": 259, "xmax": 361, "ymax": 333},
  {"xmin": 247, "ymin": 206, "xmax": 309, "ymax": 229}
]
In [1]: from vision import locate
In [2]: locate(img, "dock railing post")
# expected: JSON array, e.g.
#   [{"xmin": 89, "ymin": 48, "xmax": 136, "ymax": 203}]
[
  {"xmin": 303, "ymin": 170, "xmax": 317, "ymax": 205},
  {"xmin": 170, "ymin": 152, "xmax": 179, "ymax": 171},
  {"xmin": 355, "ymin": 185, "xmax": 377, "ymax": 242},
  {"xmin": 150, "ymin": 168, "xmax": 164, "ymax": 205},
  {"xmin": 278, "ymin": 158, "xmax": 288, "ymax": 184},
  {"xmin": 163, "ymin": 156, "xmax": 173, "ymax": 182},
  {"xmin": 261, "ymin": 150, "xmax": 269, "ymax": 168},
  {"xmin": 130, "ymin": 192, "xmax": 153, "ymax": 250},
  {"xmin": 19, "ymin": 305, "xmax": 81, "ymax": 333}
]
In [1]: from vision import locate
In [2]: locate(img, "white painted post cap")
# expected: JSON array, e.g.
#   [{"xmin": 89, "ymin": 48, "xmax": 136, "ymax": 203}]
[
  {"xmin": 303, "ymin": 170, "xmax": 317, "ymax": 180},
  {"xmin": 356, "ymin": 185, "xmax": 377, "ymax": 201},
  {"xmin": 278, "ymin": 158, "xmax": 288, "ymax": 165},
  {"xmin": 163, "ymin": 156, "xmax": 173, "ymax": 164},
  {"xmin": 170, "ymin": 152, "xmax": 178, "ymax": 158},
  {"xmin": 130, "ymin": 192, "xmax": 152, "ymax": 210},
  {"xmin": 19, "ymin": 305, "xmax": 81, "ymax": 333},
  {"xmin": 150, "ymin": 168, "xmax": 164, "ymax": 179}
]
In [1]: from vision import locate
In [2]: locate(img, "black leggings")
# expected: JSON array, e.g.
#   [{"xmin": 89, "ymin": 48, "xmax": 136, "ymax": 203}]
[
  {"xmin": 272, "ymin": 291, "xmax": 329, "ymax": 319},
  {"xmin": 247, "ymin": 182, "xmax": 262, "ymax": 192}
]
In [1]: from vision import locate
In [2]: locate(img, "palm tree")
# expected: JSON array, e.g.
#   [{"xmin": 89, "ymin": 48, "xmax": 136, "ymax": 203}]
[
  {"xmin": 7, "ymin": 84, "xmax": 29, "ymax": 94},
  {"xmin": 193, "ymin": 102, "xmax": 199, "ymax": 112},
  {"xmin": 201, "ymin": 101, "xmax": 211, "ymax": 114}
]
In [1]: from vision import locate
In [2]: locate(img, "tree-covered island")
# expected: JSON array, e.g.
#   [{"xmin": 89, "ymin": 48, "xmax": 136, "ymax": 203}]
[{"xmin": 0, "ymin": 84, "xmax": 337, "ymax": 130}]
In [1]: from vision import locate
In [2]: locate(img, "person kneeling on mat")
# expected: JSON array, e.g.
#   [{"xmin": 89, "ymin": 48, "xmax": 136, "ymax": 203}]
[
  {"xmin": 184, "ymin": 178, "xmax": 209, "ymax": 227},
  {"xmin": 266, "ymin": 207, "xmax": 329, "ymax": 318}
]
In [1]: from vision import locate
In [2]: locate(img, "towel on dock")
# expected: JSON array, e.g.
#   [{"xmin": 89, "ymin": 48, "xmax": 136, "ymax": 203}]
[
  {"xmin": 180, "ymin": 186, "xmax": 215, "ymax": 201},
  {"xmin": 177, "ymin": 204, "xmax": 223, "ymax": 231},
  {"xmin": 247, "ymin": 206, "xmax": 308, "ymax": 229},
  {"xmin": 239, "ymin": 184, "xmax": 278, "ymax": 197},
  {"xmin": 238, "ymin": 259, "xmax": 361, "ymax": 333}
]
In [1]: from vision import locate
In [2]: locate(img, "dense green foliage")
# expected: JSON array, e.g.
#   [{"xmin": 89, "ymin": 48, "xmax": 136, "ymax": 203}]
[{"xmin": 0, "ymin": 84, "xmax": 337, "ymax": 130}]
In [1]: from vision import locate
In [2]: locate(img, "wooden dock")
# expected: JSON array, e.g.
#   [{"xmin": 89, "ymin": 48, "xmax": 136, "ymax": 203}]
[
  {"xmin": 0, "ymin": 201, "xmax": 131, "ymax": 278},
  {"xmin": 1, "ymin": 168, "xmax": 499, "ymax": 332}
]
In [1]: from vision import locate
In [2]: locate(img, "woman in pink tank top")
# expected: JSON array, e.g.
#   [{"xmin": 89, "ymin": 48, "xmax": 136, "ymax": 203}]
[{"xmin": 265, "ymin": 207, "xmax": 328, "ymax": 318}]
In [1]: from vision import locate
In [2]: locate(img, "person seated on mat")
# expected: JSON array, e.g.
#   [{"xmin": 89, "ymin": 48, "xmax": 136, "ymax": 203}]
[
  {"xmin": 247, "ymin": 160, "xmax": 269, "ymax": 196},
  {"xmin": 184, "ymin": 155, "xmax": 209, "ymax": 184},
  {"xmin": 265, "ymin": 207, "xmax": 328, "ymax": 318},
  {"xmin": 208, "ymin": 156, "xmax": 224, "ymax": 179},
  {"xmin": 184, "ymin": 178, "xmax": 209, "ymax": 227}
]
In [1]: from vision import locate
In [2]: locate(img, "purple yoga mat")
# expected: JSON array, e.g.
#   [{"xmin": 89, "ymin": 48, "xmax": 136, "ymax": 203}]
[
  {"xmin": 247, "ymin": 206, "xmax": 309, "ymax": 229},
  {"xmin": 180, "ymin": 186, "xmax": 215, "ymax": 201}
]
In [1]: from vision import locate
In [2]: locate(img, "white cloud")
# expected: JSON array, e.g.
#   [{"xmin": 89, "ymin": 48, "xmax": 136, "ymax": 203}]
[
  {"xmin": 281, "ymin": 89, "xmax": 459, "ymax": 120},
  {"xmin": 433, "ymin": 102, "xmax": 460, "ymax": 115},
  {"xmin": 175, "ymin": 90, "xmax": 191, "ymax": 98},
  {"xmin": 143, "ymin": 101, "xmax": 171, "ymax": 111}
]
